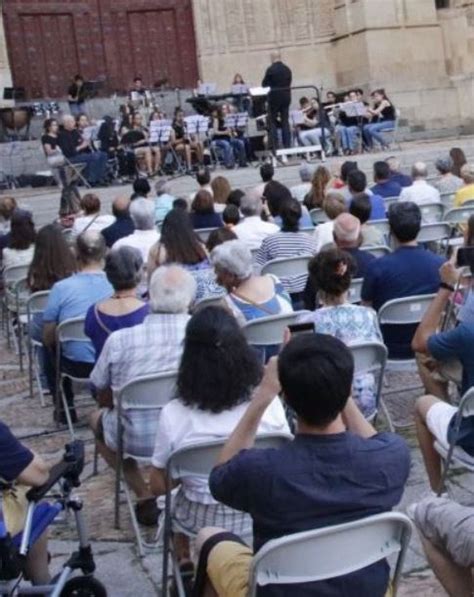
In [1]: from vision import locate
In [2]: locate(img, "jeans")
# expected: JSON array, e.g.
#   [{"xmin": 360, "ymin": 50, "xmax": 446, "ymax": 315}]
[
  {"xmin": 340, "ymin": 125, "xmax": 361, "ymax": 151},
  {"xmin": 212, "ymin": 139, "xmax": 247, "ymax": 167},
  {"xmin": 69, "ymin": 102, "xmax": 85, "ymax": 117},
  {"xmin": 299, "ymin": 128, "xmax": 331, "ymax": 152},
  {"xmin": 363, "ymin": 120, "xmax": 395, "ymax": 148},
  {"xmin": 69, "ymin": 151, "xmax": 108, "ymax": 184}
]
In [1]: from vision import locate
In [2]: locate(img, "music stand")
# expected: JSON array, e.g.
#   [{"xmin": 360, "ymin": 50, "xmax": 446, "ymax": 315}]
[
  {"xmin": 198, "ymin": 83, "xmax": 217, "ymax": 96},
  {"xmin": 231, "ymin": 84, "xmax": 249, "ymax": 96},
  {"xmin": 290, "ymin": 110, "xmax": 305, "ymax": 126},
  {"xmin": 3, "ymin": 87, "xmax": 26, "ymax": 102}
]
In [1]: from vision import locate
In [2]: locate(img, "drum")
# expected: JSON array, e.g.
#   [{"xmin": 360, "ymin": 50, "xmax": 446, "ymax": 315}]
[{"xmin": 0, "ymin": 106, "xmax": 33, "ymax": 140}]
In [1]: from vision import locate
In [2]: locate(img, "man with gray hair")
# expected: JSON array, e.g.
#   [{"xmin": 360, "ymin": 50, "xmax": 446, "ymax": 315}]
[
  {"xmin": 290, "ymin": 162, "xmax": 313, "ymax": 203},
  {"xmin": 399, "ymin": 161, "xmax": 440, "ymax": 205},
  {"xmin": 154, "ymin": 178, "xmax": 175, "ymax": 225},
  {"xmin": 232, "ymin": 189, "xmax": 279, "ymax": 250},
  {"xmin": 89, "ymin": 264, "xmax": 196, "ymax": 526},
  {"xmin": 112, "ymin": 198, "xmax": 159, "ymax": 263}
]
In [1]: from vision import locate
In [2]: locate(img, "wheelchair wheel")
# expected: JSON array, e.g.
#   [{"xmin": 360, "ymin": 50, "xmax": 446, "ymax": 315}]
[{"xmin": 60, "ymin": 576, "xmax": 107, "ymax": 596}]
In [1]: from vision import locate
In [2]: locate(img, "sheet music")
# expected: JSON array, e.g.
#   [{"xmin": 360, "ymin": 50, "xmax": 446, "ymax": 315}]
[
  {"xmin": 198, "ymin": 83, "xmax": 217, "ymax": 96},
  {"xmin": 231, "ymin": 84, "xmax": 249, "ymax": 95},
  {"xmin": 249, "ymin": 86, "xmax": 270, "ymax": 96},
  {"xmin": 290, "ymin": 110, "xmax": 305, "ymax": 126},
  {"xmin": 339, "ymin": 101, "xmax": 367, "ymax": 118},
  {"xmin": 236, "ymin": 112, "xmax": 249, "ymax": 127},
  {"xmin": 149, "ymin": 119, "xmax": 172, "ymax": 143}
]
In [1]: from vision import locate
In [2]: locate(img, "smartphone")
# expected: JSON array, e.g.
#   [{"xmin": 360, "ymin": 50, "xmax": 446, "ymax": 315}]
[
  {"xmin": 288, "ymin": 322, "xmax": 315, "ymax": 336},
  {"xmin": 456, "ymin": 247, "xmax": 474, "ymax": 268}
]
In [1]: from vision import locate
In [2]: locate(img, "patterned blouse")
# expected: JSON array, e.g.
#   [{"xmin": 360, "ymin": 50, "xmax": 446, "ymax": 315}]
[{"xmin": 299, "ymin": 304, "xmax": 383, "ymax": 418}]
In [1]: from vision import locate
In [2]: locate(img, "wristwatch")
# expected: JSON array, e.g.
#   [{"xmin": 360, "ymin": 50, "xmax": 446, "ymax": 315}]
[{"xmin": 439, "ymin": 282, "xmax": 455, "ymax": 292}]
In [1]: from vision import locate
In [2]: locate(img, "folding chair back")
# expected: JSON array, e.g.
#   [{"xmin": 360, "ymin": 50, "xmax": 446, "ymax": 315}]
[
  {"xmin": 3, "ymin": 264, "xmax": 29, "ymax": 289},
  {"xmin": 26, "ymin": 291, "xmax": 50, "ymax": 402},
  {"xmin": 195, "ymin": 227, "xmax": 219, "ymax": 243},
  {"xmin": 261, "ymin": 255, "xmax": 311, "ymax": 279},
  {"xmin": 378, "ymin": 294, "xmax": 436, "ymax": 327},
  {"xmin": 348, "ymin": 278, "xmax": 363, "ymax": 304},
  {"xmin": 440, "ymin": 192, "xmax": 455, "ymax": 210},
  {"xmin": 462, "ymin": 199, "xmax": 474, "ymax": 207},
  {"xmin": 26, "ymin": 290, "xmax": 50, "ymax": 318},
  {"xmin": 361, "ymin": 245, "xmax": 391, "ymax": 258},
  {"xmin": 349, "ymin": 341, "xmax": 388, "ymax": 417},
  {"xmin": 444, "ymin": 206, "xmax": 474, "ymax": 226},
  {"xmin": 56, "ymin": 317, "xmax": 89, "ymax": 345},
  {"xmin": 300, "ymin": 226, "xmax": 316, "ymax": 235},
  {"xmin": 366, "ymin": 219, "xmax": 390, "ymax": 240},
  {"xmin": 247, "ymin": 512, "xmax": 412, "ymax": 596},
  {"xmin": 117, "ymin": 371, "xmax": 178, "ymax": 414},
  {"xmin": 243, "ymin": 312, "xmax": 304, "ymax": 346},
  {"xmin": 419, "ymin": 202, "xmax": 444, "ymax": 224},
  {"xmin": 416, "ymin": 222, "xmax": 451, "ymax": 243},
  {"xmin": 383, "ymin": 196, "xmax": 399, "ymax": 210},
  {"xmin": 193, "ymin": 295, "xmax": 226, "ymax": 312},
  {"xmin": 310, "ymin": 208, "xmax": 328, "ymax": 226}
]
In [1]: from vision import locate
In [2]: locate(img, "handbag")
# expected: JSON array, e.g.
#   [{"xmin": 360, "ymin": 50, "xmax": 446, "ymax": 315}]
[{"xmin": 0, "ymin": 484, "xmax": 28, "ymax": 538}]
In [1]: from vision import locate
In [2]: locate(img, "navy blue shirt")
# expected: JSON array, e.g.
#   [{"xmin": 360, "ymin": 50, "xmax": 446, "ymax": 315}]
[
  {"xmin": 210, "ymin": 432, "xmax": 410, "ymax": 597},
  {"xmin": 390, "ymin": 171, "xmax": 412, "ymax": 188},
  {"xmin": 345, "ymin": 247, "xmax": 376, "ymax": 279},
  {"xmin": 190, "ymin": 212, "xmax": 223, "ymax": 230},
  {"xmin": 101, "ymin": 215, "xmax": 135, "ymax": 248},
  {"xmin": 371, "ymin": 180, "xmax": 402, "ymax": 198},
  {"xmin": 361, "ymin": 245, "xmax": 444, "ymax": 358},
  {"xmin": 0, "ymin": 420, "xmax": 33, "ymax": 483}
]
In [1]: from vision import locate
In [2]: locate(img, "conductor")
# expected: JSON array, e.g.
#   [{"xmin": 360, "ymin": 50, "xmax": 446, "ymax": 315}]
[{"xmin": 262, "ymin": 50, "xmax": 292, "ymax": 151}]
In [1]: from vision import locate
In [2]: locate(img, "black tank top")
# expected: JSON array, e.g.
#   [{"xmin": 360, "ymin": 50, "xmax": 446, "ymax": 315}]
[{"xmin": 379, "ymin": 103, "xmax": 396, "ymax": 122}]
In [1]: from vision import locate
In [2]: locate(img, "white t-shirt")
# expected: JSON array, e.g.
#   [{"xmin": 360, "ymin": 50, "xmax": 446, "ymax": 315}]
[
  {"xmin": 72, "ymin": 214, "xmax": 116, "ymax": 237},
  {"xmin": 151, "ymin": 397, "xmax": 290, "ymax": 503},
  {"xmin": 313, "ymin": 221, "xmax": 334, "ymax": 253},
  {"xmin": 112, "ymin": 229, "xmax": 160, "ymax": 263},
  {"xmin": 2, "ymin": 245, "xmax": 35, "ymax": 270},
  {"xmin": 398, "ymin": 180, "xmax": 441, "ymax": 205},
  {"xmin": 233, "ymin": 216, "xmax": 280, "ymax": 250}
]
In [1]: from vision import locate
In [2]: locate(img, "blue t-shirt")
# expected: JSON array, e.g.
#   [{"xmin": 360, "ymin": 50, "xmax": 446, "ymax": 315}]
[
  {"xmin": 210, "ymin": 432, "xmax": 410, "ymax": 597},
  {"xmin": 371, "ymin": 180, "xmax": 402, "ymax": 198},
  {"xmin": 367, "ymin": 193, "xmax": 386, "ymax": 221},
  {"xmin": 361, "ymin": 246, "xmax": 444, "ymax": 358},
  {"xmin": 43, "ymin": 272, "xmax": 113, "ymax": 363},
  {"xmin": 0, "ymin": 420, "xmax": 33, "ymax": 483},
  {"xmin": 345, "ymin": 247, "xmax": 376, "ymax": 279},
  {"xmin": 101, "ymin": 216, "xmax": 135, "ymax": 248},
  {"xmin": 390, "ymin": 172, "xmax": 412, "ymax": 188}
]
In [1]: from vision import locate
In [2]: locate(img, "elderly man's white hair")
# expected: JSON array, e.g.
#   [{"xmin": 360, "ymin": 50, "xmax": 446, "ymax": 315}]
[
  {"xmin": 240, "ymin": 192, "xmax": 263, "ymax": 217},
  {"xmin": 149, "ymin": 265, "xmax": 196, "ymax": 313},
  {"xmin": 62, "ymin": 114, "xmax": 75, "ymax": 125},
  {"xmin": 299, "ymin": 162, "xmax": 313, "ymax": 182},
  {"xmin": 130, "ymin": 198, "xmax": 155, "ymax": 230},
  {"xmin": 210, "ymin": 239, "xmax": 253, "ymax": 281},
  {"xmin": 411, "ymin": 161, "xmax": 428, "ymax": 179}
]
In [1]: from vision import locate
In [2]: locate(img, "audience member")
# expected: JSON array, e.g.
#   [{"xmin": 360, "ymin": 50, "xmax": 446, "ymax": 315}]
[
  {"xmin": 338, "ymin": 160, "xmax": 359, "ymax": 200},
  {"xmin": 101, "ymin": 196, "xmax": 135, "ymax": 248},
  {"xmin": 195, "ymin": 333, "xmax": 410, "ymax": 597},
  {"xmin": 150, "ymin": 306, "xmax": 289, "ymax": 567},
  {"xmin": 361, "ymin": 202, "xmax": 444, "ymax": 359},
  {"xmin": 348, "ymin": 170, "xmax": 386, "ymax": 220},
  {"xmin": 399, "ymin": 162, "xmax": 441, "ymax": 205},
  {"xmin": 454, "ymin": 163, "xmax": 474, "ymax": 207},
  {"xmin": 313, "ymin": 191, "xmax": 346, "ymax": 253},
  {"xmin": 190, "ymin": 167, "xmax": 213, "ymax": 202},
  {"xmin": 190, "ymin": 190, "xmax": 223, "ymax": 229},
  {"xmin": 211, "ymin": 176, "xmax": 232, "ymax": 212},
  {"xmin": 333, "ymin": 212, "xmax": 376, "ymax": 277},
  {"xmin": 0, "ymin": 195, "xmax": 17, "ymax": 237},
  {"xmin": 222, "ymin": 204, "xmax": 240, "ymax": 228},
  {"xmin": 211, "ymin": 239, "xmax": 293, "ymax": 326},
  {"xmin": 350, "ymin": 194, "xmax": 384, "ymax": 246},
  {"xmin": 450, "ymin": 146, "xmax": 467, "ymax": 178},
  {"xmin": 290, "ymin": 162, "xmax": 313, "ymax": 203},
  {"xmin": 2, "ymin": 209, "xmax": 36, "ymax": 269},
  {"xmin": 433, "ymin": 157, "xmax": 463, "ymax": 195},
  {"xmin": 153, "ymin": 179, "xmax": 175, "ymax": 225},
  {"xmin": 265, "ymin": 180, "xmax": 313, "ymax": 228},
  {"xmin": 89, "ymin": 265, "xmax": 196, "ymax": 526},
  {"xmin": 148, "ymin": 208, "xmax": 223, "ymax": 302},
  {"xmin": 130, "ymin": 178, "xmax": 151, "ymax": 201},
  {"xmin": 72, "ymin": 194, "xmax": 115, "ymax": 237},
  {"xmin": 173, "ymin": 197, "xmax": 189, "ymax": 211},
  {"xmin": 226, "ymin": 188, "xmax": 245, "ymax": 208},
  {"xmin": 255, "ymin": 162, "xmax": 274, "ymax": 197},
  {"xmin": 303, "ymin": 165, "xmax": 331, "ymax": 210},
  {"xmin": 386, "ymin": 156, "xmax": 412, "ymax": 188},
  {"xmin": 300, "ymin": 248, "xmax": 383, "ymax": 417},
  {"xmin": 85, "ymin": 246, "xmax": 149, "ymax": 357},
  {"xmin": 371, "ymin": 161, "xmax": 402, "ymax": 198},
  {"xmin": 205, "ymin": 228, "xmax": 237, "ymax": 253},
  {"xmin": 232, "ymin": 191, "xmax": 279, "ymax": 250},
  {"xmin": 42, "ymin": 232, "xmax": 112, "ymax": 423},
  {"xmin": 256, "ymin": 198, "xmax": 317, "ymax": 305}
]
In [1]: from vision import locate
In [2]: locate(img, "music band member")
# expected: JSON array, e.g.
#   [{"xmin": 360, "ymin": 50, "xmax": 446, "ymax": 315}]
[
  {"xmin": 67, "ymin": 74, "xmax": 86, "ymax": 117},
  {"xmin": 262, "ymin": 50, "xmax": 292, "ymax": 152},
  {"xmin": 171, "ymin": 108, "xmax": 204, "ymax": 171},
  {"xmin": 120, "ymin": 112, "xmax": 160, "ymax": 176},
  {"xmin": 363, "ymin": 89, "xmax": 396, "ymax": 150},
  {"xmin": 211, "ymin": 105, "xmax": 247, "ymax": 169}
]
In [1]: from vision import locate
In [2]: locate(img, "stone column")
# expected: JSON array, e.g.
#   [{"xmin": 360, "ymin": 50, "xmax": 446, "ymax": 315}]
[{"xmin": 0, "ymin": 9, "xmax": 13, "ymax": 105}]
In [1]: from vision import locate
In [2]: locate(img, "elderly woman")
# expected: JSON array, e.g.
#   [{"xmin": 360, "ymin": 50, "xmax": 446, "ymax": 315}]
[
  {"xmin": 298, "ymin": 247, "xmax": 382, "ymax": 418},
  {"xmin": 434, "ymin": 157, "xmax": 464, "ymax": 195},
  {"xmin": 85, "ymin": 246, "xmax": 149, "ymax": 357},
  {"xmin": 72, "ymin": 193, "xmax": 115, "ymax": 237},
  {"xmin": 211, "ymin": 239, "xmax": 293, "ymax": 325}
]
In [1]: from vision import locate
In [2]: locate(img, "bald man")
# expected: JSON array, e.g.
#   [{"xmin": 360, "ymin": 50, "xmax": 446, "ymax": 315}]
[
  {"xmin": 101, "ymin": 196, "xmax": 135, "ymax": 247},
  {"xmin": 262, "ymin": 50, "xmax": 292, "ymax": 151}
]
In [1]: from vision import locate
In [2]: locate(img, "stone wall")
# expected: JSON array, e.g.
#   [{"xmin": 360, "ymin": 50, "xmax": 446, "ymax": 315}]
[{"xmin": 0, "ymin": 10, "xmax": 12, "ymax": 104}]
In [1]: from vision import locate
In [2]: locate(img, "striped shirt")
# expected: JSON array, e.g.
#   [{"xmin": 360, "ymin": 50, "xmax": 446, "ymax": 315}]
[{"xmin": 255, "ymin": 231, "xmax": 317, "ymax": 294}]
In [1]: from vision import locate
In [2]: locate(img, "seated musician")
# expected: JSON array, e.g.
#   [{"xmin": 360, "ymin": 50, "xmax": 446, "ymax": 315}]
[
  {"xmin": 297, "ymin": 97, "xmax": 332, "ymax": 153},
  {"xmin": 171, "ymin": 107, "xmax": 204, "ymax": 172},
  {"xmin": 129, "ymin": 76, "xmax": 147, "ymax": 102},
  {"xmin": 338, "ymin": 89, "xmax": 363, "ymax": 155},
  {"xmin": 363, "ymin": 89, "xmax": 396, "ymax": 151},
  {"xmin": 231, "ymin": 73, "xmax": 250, "ymax": 113},
  {"xmin": 57, "ymin": 114, "xmax": 107, "ymax": 186},
  {"xmin": 67, "ymin": 74, "xmax": 86, "ymax": 116},
  {"xmin": 211, "ymin": 105, "xmax": 247, "ymax": 169},
  {"xmin": 120, "ymin": 112, "xmax": 160, "ymax": 177}
]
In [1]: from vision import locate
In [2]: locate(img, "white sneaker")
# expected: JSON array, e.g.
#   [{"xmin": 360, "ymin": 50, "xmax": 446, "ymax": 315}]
[{"xmin": 281, "ymin": 154, "xmax": 288, "ymax": 164}]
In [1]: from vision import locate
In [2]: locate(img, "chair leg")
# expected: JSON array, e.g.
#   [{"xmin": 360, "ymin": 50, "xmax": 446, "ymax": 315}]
[
  {"xmin": 123, "ymin": 481, "xmax": 145, "ymax": 558},
  {"xmin": 380, "ymin": 398, "xmax": 395, "ymax": 433},
  {"xmin": 114, "ymin": 460, "xmax": 122, "ymax": 530},
  {"xmin": 93, "ymin": 441, "xmax": 99, "ymax": 476},
  {"xmin": 60, "ymin": 377, "xmax": 76, "ymax": 440},
  {"xmin": 33, "ymin": 349, "xmax": 46, "ymax": 408}
]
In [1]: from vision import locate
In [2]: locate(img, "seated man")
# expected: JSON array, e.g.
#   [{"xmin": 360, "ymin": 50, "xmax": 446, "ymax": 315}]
[
  {"xmin": 386, "ymin": 156, "xmax": 412, "ymax": 188},
  {"xmin": 410, "ymin": 496, "xmax": 474, "ymax": 597},
  {"xmin": 412, "ymin": 261, "xmax": 474, "ymax": 492},
  {"xmin": 42, "ymin": 231, "xmax": 113, "ymax": 423},
  {"xmin": 399, "ymin": 162, "xmax": 441, "ymax": 206},
  {"xmin": 194, "ymin": 333, "xmax": 410, "ymax": 597},
  {"xmin": 89, "ymin": 265, "xmax": 196, "ymax": 526},
  {"xmin": 232, "ymin": 190, "xmax": 279, "ymax": 250},
  {"xmin": 57, "ymin": 115, "xmax": 107, "ymax": 186},
  {"xmin": 0, "ymin": 419, "xmax": 50, "ymax": 585},
  {"xmin": 347, "ymin": 170, "xmax": 385, "ymax": 220},
  {"xmin": 362, "ymin": 202, "xmax": 444, "ymax": 359},
  {"xmin": 254, "ymin": 163, "xmax": 274, "ymax": 198},
  {"xmin": 371, "ymin": 160, "xmax": 402, "ymax": 198},
  {"xmin": 333, "ymin": 212, "xmax": 376, "ymax": 277},
  {"xmin": 290, "ymin": 162, "xmax": 313, "ymax": 203},
  {"xmin": 101, "ymin": 196, "xmax": 135, "ymax": 248},
  {"xmin": 454, "ymin": 163, "xmax": 474, "ymax": 207}
]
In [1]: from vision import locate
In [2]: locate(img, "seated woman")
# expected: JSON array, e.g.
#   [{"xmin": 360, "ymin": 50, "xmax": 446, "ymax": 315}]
[
  {"xmin": 120, "ymin": 112, "xmax": 160, "ymax": 177},
  {"xmin": 298, "ymin": 97, "xmax": 332, "ymax": 153},
  {"xmin": 211, "ymin": 175, "xmax": 232, "ymax": 213},
  {"xmin": 299, "ymin": 247, "xmax": 382, "ymax": 418},
  {"xmin": 150, "ymin": 306, "xmax": 289, "ymax": 569},
  {"xmin": 190, "ymin": 190, "xmax": 223, "ymax": 230},
  {"xmin": 211, "ymin": 105, "xmax": 247, "ymax": 169},
  {"xmin": 147, "ymin": 208, "xmax": 224, "ymax": 302},
  {"xmin": 303, "ymin": 166, "xmax": 332, "ymax": 210},
  {"xmin": 211, "ymin": 238, "xmax": 293, "ymax": 331},
  {"xmin": 3, "ymin": 209, "xmax": 36, "ymax": 270},
  {"xmin": 265, "ymin": 180, "xmax": 313, "ymax": 229},
  {"xmin": 171, "ymin": 107, "xmax": 204, "ymax": 171},
  {"xmin": 71, "ymin": 193, "xmax": 115, "ymax": 237},
  {"xmin": 363, "ymin": 89, "xmax": 396, "ymax": 150},
  {"xmin": 85, "ymin": 246, "xmax": 149, "ymax": 358}
]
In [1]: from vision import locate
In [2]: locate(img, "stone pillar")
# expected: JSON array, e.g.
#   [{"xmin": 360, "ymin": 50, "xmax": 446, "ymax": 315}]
[{"xmin": 0, "ymin": 9, "xmax": 13, "ymax": 105}]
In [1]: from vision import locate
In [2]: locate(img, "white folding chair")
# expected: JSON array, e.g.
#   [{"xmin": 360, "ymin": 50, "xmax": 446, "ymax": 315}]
[
  {"xmin": 462, "ymin": 199, "xmax": 474, "ymax": 207},
  {"xmin": 300, "ymin": 226, "xmax": 316, "ymax": 235},
  {"xmin": 366, "ymin": 219, "xmax": 390, "ymax": 244},
  {"xmin": 416, "ymin": 222, "xmax": 451, "ymax": 244},
  {"xmin": 162, "ymin": 433, "xmax": 293, "ymax": 595},
  {"xmin": 349, "ymin": 341, "xmax": 393, "ymax": 431},
  {"xmin": 26, "ymin": 290, "xmax": 50, "ymax": 405},
  {"xmin": 383, "ymin": 196, "xmax": 399, "ymax": 211},
  {"xmin": 261, "ymin": 255, "xmax": 311, "ymax": 279},
  {"xmin": 310, "ymin": 208, "xmax": 328, "ymax": 226},
  {"xmin": 243, "ymin": 312, "xmax": 306, "ymax": 348},
  {"xmin": 55, "ymin": 317, "xmax": 94, "ymax": 438},
  {"xmin": 248, "ymin": 512, "xmax": 412, "ymax": 596},
  {"xmin": 347, "ymin": 278, "xmax": 363, "ymax": 304},
  {"xmin": 2, "ymin": 264, "xmax": 29, "ymax": 349},
  {"xmin": 444, "ymin": 206, "xmax": 474, "ymax": 226},
  {"xmin": 419, "ymin": 202, "xmax": 445, "ymax": 224},
  {"xmin": 434, "ymin": 387, "xmax": 474, "ymax": 495},
  {"xmin": 114, "ymin": 371, "xmax": 178, "ymax": 556},
  {"xmin": 195, "ymin": 227, "xmax": 219, "ymax": 243},
  {"xmin": 440, "ymin": 192, "xmax": 455, "ymax": 211},
  {"xmin": 361, "ymin": 244, "xmax": 391, "ymax": 258},
  {"xmin": 192, "ymin": 295, "xmax": 226, "ymax": 312}
]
